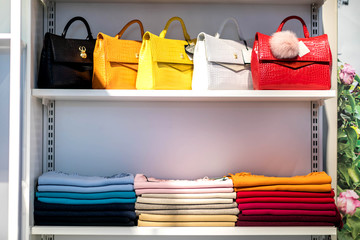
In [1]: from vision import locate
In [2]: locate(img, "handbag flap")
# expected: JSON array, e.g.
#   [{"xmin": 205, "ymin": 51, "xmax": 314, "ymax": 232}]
[
  {"xmin": 148, "ymin": 33, "xmax": 193, "ymax": 65},
  {"xmin": 104, "ymin": 34, "xmax": 142, "ymax": 64},
  {"xmin": 256, "ymin": 32, "xmax": 331, "ymax": 63},
  {"xmin": 203, "ymin": 33, "xmax": 247, "ymax": 65},
  {"xmin": 49, "ymin": 33, "xmax": 95, "ymax": 64}
]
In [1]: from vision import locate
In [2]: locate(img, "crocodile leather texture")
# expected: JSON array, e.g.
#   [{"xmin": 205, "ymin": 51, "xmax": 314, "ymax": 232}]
[
  {"xmin": 136, "ymin": 17, "xmax": 194, "ymax": 90},
  {"xmin": 251, "ymin": 16, "xmax": 332, "ymax": 90},
  {"xmin": 92, "ymin": 20, "xmax": 144, "ymax": 89},
  {"xmin": 38, "ymin": 16, "xmax": 96, "ymax": 89}
]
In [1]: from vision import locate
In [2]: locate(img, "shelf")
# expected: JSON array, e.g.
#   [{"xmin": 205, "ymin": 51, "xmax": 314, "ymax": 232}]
[
  {"xmin": 0, "ymin": 33, "xmax": 11, "ymax": 48},
  {"xmin": 32, "ymin": 89, "xmax": 336, "ymax": 102},
  {"xmin": 31, "ymin": 226, "xmax": 337, "ymax": 236},
  {"xmin": 51, "ymin": 0, "xmax": 325, "ymax": 5}
]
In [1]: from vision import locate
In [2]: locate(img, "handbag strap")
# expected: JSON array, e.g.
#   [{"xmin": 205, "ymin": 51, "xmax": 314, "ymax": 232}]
[
  {"xmin": 276, "ymin": 15, "xmax": 310, "ymax": 38},
  {"xmin": 215, "ymin": 17, "xmax": 247, "ymax": 49},
  {"xmin": 61, "ymin": 16, "xmax": 94, "ymax": 40},
  {"xmin": 115, "ymin": 19, "xmax": 145, "ymax": 39},
  {"xmin": 159, "ymin": 16, "xmax": 191, "ymax": 41}
]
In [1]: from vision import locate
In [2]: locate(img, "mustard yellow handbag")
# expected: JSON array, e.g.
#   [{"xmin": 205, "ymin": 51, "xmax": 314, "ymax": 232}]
[
  {"xmin": 92, "ymin": 20, "xmax": 144, "ymax": 89},
  {"xmin": 136, "ymin": 17, "xmax": 194, "ymax": 90}
]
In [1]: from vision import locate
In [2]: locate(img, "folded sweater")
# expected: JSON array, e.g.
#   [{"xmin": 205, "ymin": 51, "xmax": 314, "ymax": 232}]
[
  {"xmin": 229, "ymin": 172, "xmax": 331, "ymax": 188},
  {"xmin": 135, "ymin": 202, "xmax": 238, "ymax": 210},
  {"xmin": 37, "ymin": 197, "xmax": 136, "ymax": 205},
  {"xmin": 136, "ymin": 208, "xmax": 240, "ymax": 216},
  {"xmin": 134, "ymin": 174, "xmax": 233, "ymax": 189},
  {"xmin": 141, "ymin": 192, "xmax": 236, "ymax": 199},
  {"xmin": 236, "ymin": 197, "xmax": 334, "ymax": 204},
  {"xmin": 38, "ymin": 172, "xmax": 134, "ymax": 186},
  {"xmin": 136, "ymin": 187, "xmax": 233, "ymax": 195},
  {"xmin": 136, "ymin": 197, "xmax": 233, "ymax": 205},
  {"xmin": 36, "ymin": 191, "xmax": 136, "ymax": 199},
  {"xmin": 37, "ymin": 184, "xmax": 134, "ymax": 193},
  {"xmin": 238, "ymin": 202, "xmax": 336, "ymax": 211},
  {"xmin": 139, "ymin": 214, "xmax": 237, "ymax": 222},
  {"xmin": 138, "ymin": 220, "xmax": 234, "ymax": 227},
  {"xmin": 235, "ymin": 184, "xmax": 332, "ymax": 192}
]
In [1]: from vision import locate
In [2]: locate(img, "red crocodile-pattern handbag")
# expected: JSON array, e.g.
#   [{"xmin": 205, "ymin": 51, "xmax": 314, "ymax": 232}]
[{"xmin": 251, "ymin": 16, "xmax": 332, "ymax": 90}]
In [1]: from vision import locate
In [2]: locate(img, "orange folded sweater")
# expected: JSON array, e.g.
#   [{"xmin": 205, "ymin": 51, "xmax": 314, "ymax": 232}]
[
  {"xmin": 234, "ymin": 184, "xmax": 332, "ymax": 192},
  {"xmin": 229, "ymin": 172, "xmax": 331, "ymax": 188}
]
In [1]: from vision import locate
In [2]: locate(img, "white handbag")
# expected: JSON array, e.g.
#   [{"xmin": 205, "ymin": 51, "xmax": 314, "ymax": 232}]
[{"xmin": 192, "ymin": 18, "xmax": 252, "ymax": 90}]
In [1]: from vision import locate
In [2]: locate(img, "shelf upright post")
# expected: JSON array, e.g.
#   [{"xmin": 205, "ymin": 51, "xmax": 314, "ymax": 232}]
[
  {"xmin": 8, "ymin": 0, "xmax": 22, "ymax": 239},
  {"xmin": 310, "ymin": 3, "xmax": 332, "ymax": 240},
  {"xmin": 41, "ymin": 2, "xmax": 56, "ymax": 240}
]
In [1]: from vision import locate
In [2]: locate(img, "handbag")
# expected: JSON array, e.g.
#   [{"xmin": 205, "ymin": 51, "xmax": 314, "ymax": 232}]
[
  {"xmin": 192, "ymin": 18, "xmax": 252, "ymax": 90},
  {"xmin": 251, "ymin": 15, "xmax": 332, "ymax": 90},
  {"xmin": 92, "ymin": 20, "xmax": 144, "ymax": 89},
  {"xmin": 136, "ymin": 17, "xmax": 194, "ymax": 90},
  {"xmin": 38, "ymin": 16, "xmax": 96, "ymax": 89}
]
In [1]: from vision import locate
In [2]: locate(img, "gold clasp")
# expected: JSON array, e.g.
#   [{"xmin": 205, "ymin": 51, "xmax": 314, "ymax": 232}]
[
  {"xmin": 79, "ymin": 46, "xmax": 87, "ymax": 59},
  {"xmin": 233, "ymin": 53, "xmax": 238, "ymax": 59},
  {"xmin": 135, "ymin": 53, "xmax": 139, "ymax": 59}
]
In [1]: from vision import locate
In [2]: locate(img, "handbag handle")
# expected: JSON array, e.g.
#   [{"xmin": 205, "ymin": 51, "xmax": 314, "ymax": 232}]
[
  {"xmin": 276, "ymin": 15, "xmax": 310, "ymax": 38},
  {"xmin": 159, "ymin": 17, "xmax": 191, "ymax": 41},
  {"xmin": 115, "ymin": 19, "xmax": 145, "ymax": 39},
  {"xmin": 61, "ymin": 16, "xmax": 94, "ymax": 40},
  {"xmin": 215, "ymin": 17, "xmax": 247, "ymax": 49}
]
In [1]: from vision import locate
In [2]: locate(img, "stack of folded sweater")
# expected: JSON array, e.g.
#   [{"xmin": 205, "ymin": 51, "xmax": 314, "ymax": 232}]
[
  {"xmin": 134, "ymin": 174, "xmax": 239, "ymax": 227},
  {"xmin": 229, "ymin": 172, "xmax": 342, "ymax": 227},
  {"xmin": 34, "ymin": 172, "xmax": 137, "ymax": 226}
]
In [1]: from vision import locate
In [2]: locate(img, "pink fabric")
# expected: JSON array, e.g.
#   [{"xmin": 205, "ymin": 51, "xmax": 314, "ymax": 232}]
[
  {"xmin": 236, "ymin": 190, "xmax": 335, "ymax": 198},
  {"xmin": 134, "ymin": 174, "xmax": 233, "ymax": 189},
  {"xmin": 135, "ymin": 188, "xmax": 234, "ymax": 195},
  {"xmin": 236, "ymin": 221, "xmax": 334, "ymax": 226},
  {"xmin": 238, "ymin": 202, "xmax": 336, "ymax": 210},
  {"xmin": 241, "ymin": 209, "xmax": 336, "ymax": 216},
  {"xmin": 236, "ymin": 197, "xmax": 334, "ymax": 204}
]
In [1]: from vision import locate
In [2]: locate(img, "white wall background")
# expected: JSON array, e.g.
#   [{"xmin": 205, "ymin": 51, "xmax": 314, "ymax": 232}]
[{"xmin": 338, "ymin": 1, "xmax": 360, "ymax": 72}]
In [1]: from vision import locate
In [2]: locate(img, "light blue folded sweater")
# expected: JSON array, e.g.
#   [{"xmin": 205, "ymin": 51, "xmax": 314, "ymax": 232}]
[{"xmin": 38, "ymin": 172, "xmax": 134, "ymax": 187}]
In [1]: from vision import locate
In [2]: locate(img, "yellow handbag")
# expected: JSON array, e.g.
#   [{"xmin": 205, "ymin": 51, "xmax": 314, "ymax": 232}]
[
  {"xmin": 92, "ymin": 19, "xmax": 144, "ymax": 89},
  {"xmin": 136, "ymin": 17, "xmax": 194, "ymax": 90}
]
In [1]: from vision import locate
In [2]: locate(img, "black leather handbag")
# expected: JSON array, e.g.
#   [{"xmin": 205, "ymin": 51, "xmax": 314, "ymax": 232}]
[{"xmin": 38, "ymin": 16, "xmax": 96, "ymax": 89}]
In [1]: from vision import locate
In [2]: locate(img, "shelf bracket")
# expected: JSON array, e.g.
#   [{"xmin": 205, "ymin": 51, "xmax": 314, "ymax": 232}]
[
  {"xmin": 311, "ymin": 3, "xmax": 319, "ymax": 37},
  {"xmin": 43, "ymin": 0, "xmax": 56, "ymax": 34},
  {"xmin": 43, "ymin": 100, "xmax": 55, "ymax": 172},
  {"xmin": 311, "ymin": 101, "xmax": 323, "ymax": 173},
  {"xmin": 41, "ymin": 235, "xmax": 55, "ymax": 240}
]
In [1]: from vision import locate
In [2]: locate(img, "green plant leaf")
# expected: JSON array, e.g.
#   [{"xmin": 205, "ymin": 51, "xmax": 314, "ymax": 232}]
[
  {"xmin": 339, "ymin": 163, "xmax": 352, "ymax": 187},
  {"xmin": 339, "ymin": 142, "xmax": 350, "ymax": 152},
  {"xmin": 342, "ymin": 113, "xmax": 353, "ymax": 122},
  {"xmin": 345, "ymin": 127, "xmax": 358, "ymax": 150},
  {"xmin": 355, "ymin": 74, "xmax": 360, "ymax": 82},
  {"xmin": 339, "ymin": 129, "xmax": 347, "ymax": 138},
  {"xmin": 347, "ymin": 215, "xmax": 360, "ymax": 239},
  {"xmin": 347, "ymin": 94, "xmax": 357, "ymax": 112},
  {"xmin": 349, "ymin": 164, "xmax": 360, "ymax": 184},
  {"xmin": 338, "ymin": 230, "xmax": 354, "ymax": 240}
]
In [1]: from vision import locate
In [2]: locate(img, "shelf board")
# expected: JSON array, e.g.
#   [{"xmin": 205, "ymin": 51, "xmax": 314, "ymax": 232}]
[
  {"xmin": 0, "ymin": 33, "xmax": 11, "ymax": 48},
  {"xmin": 31, "ymin": 226, "xmax": 337, "ymax": 236},
  {"xmin": 51, "ymin": 0, "xmax": 325, "ymax": 5},
  {"xmin": 32, "ymin": 89, "xmax": 336, "ymax": 102}
]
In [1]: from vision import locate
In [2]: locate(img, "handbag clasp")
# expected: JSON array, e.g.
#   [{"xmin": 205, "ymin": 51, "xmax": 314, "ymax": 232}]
[{"xmin": 79, "ymin": 46, "xmax": 87, "ymax": 59}]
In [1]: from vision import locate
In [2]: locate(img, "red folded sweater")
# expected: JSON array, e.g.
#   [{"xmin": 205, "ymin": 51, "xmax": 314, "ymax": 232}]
[{"xmin": 241, "ymin": 209, "xmax": 336, "ymax": 216}]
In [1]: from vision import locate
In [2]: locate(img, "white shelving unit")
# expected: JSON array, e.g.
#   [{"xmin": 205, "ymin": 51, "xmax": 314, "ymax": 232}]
[
  {"xmin": 31, "ymin": 226, "xmax": 337, "ymax": 236},
  {"xmin": 17, "ymin": 0, "xmax": 339, "ymax": 239},
  {"xmin": 32, "ymin": 89, "xmax": 336, "ymax": 102}
]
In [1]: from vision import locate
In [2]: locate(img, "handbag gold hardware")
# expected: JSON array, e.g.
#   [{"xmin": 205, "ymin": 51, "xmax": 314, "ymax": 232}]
[{"xmin": 79, "ymin": 46, "xmax": 87, "ymax": 59}]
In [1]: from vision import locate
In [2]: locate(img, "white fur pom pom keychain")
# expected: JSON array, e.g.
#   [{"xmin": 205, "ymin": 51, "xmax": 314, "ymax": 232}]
[{"xmin": 270, "ymin": 30, "xmax": 299, "ymax": 59}]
